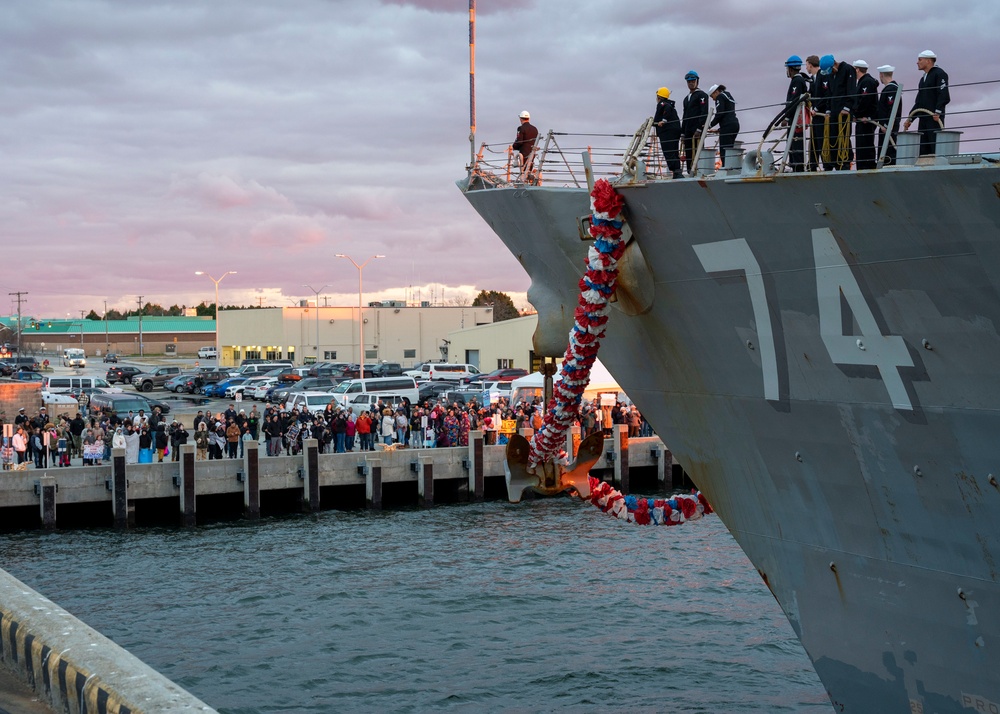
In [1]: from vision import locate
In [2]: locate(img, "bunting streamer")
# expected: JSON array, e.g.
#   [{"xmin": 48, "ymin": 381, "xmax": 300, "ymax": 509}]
[
  {"xmin": 528, "ymin": 179, "xmax": 627, "ymax": 469},
  {"xmin": 587, "ymin": 477, "xmax": 714, "ymax": 525}
]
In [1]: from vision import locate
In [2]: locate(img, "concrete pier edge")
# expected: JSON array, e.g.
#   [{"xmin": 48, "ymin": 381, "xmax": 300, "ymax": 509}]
[{"xmin": 0, "ymin": 567, "xmax": 217, "ymax": 713}]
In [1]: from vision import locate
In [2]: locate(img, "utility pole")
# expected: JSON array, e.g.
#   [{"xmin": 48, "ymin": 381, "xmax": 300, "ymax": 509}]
[
  {"xmin": 137, "ymin": 296, "xmax": 144, "ymax": 357},
  {"xmin": 103, "ymin": 300, "xmax": 109, "ymax": 352},
  {"xmin": 256, "ymin": 297, "xmax": 265, "ymax": 307},
  {"xmin": 8, "ymin": 291, "xmax": 27, "ymax": 356}
]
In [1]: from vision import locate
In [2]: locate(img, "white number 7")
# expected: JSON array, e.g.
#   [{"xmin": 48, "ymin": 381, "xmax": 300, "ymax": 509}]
[{"xmin": 694, "ymin": 239, "xmax": 779, "ymax": 401}]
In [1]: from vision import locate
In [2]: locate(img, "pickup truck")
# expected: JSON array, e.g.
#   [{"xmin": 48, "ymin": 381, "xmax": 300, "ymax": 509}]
[{"xmin": 131, "ymin": 366, "xmax": 181, "ymax": 392}]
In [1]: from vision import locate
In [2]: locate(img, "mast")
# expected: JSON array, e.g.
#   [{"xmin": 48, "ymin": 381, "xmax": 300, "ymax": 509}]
[{"xmin": 469, "ymin": 0, "xmax": 476, "ymax": 166}]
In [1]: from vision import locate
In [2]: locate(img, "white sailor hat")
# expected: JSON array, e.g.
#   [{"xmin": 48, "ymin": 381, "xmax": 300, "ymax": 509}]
[
  {"xmin": 707, "ymin": 84, "xmax": 720, "ymax": 94},
  {"xmin": 918, "ymin": 49, "xmax": 936, "ymax": 59},
  {"xmin": 877, "ymin": 65, "xmax": 895, "ymax": 73},
  {"xmin": 852, "ymin": 59, "xmax": 869, "ymax": 69}
]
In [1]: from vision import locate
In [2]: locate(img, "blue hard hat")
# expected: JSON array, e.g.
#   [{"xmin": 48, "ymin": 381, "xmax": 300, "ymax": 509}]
[
  {"xmin": 684, "ymin": 70, "xmax": 699, "ymax": 81},
  {"xmin": 819, "ymin": 54, "xmax": 835, "ymax": 74},
  {"xmin": 785, "ymin": 55, "xmax": 802, "ymax": 68}
]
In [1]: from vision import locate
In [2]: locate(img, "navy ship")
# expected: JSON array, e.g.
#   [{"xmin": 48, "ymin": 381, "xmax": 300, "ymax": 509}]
[{"xmin": 459, "ymin": 112, "xmax": 1000, "ymax": 712}]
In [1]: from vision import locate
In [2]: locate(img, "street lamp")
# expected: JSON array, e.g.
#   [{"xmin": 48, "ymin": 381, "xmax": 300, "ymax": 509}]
[
  {"xmin": 302, "ymin": 284, "xmax": 329, "ymax": 362},
  {"xmin": 195, "ymin": 271, "xmax": 237, "ymax": 363},
  {"xmin": 335, "ymin": 254, "xmax": 384, "ymax": 368}
]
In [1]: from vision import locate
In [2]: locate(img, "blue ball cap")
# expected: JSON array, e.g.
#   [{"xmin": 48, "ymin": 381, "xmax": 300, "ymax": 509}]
[
  {"xmin": 785, "ymin": 54, "xmax": 802, "ymax": 68},
  {"xmin": 684, "ymin": 70, "xmax": 699, "ymax": 80},
  {"xmin": 819, "ymin": 54, "xmax": 835, "ymax": 74}
]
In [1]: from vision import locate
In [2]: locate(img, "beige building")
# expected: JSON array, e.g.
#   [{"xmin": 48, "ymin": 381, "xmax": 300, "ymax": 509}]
[
  {"xmin": 217, "ymin": 304, "xmax": 496, "ymax": 367},
  {"xmin": 445, "ymin": 313, "xmax": 541, "ymax": 373}
]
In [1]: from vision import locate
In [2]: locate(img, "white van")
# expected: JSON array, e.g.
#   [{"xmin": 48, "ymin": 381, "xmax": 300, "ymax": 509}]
[
  {"xmin": 328, "ymin": 376, "xmax": 419, "ymax": 406},
  {"xmin": 197, "ymin": 346, "xmax": 218, "ymax": 359},
  {"xmin": 62, "ymin": 348, "xmax": 86, "ymax": 368},
  {"xmin": 346, "ymin": 392, "xmax": 408, "ymax": 412},
  {"xmin": 237, "ymin": 362, "xmax": 294, "ymax": 376},
  {"xmin": 427, "ymin": 363, "xmax": 480, "ymax": 382},
  {"xmin": 285, "ymin": 391, "xmax": 339, "ymax": 413},
  {"xmin": 43, "ymin": 376, "xmax": 115, "ymax": 393}
]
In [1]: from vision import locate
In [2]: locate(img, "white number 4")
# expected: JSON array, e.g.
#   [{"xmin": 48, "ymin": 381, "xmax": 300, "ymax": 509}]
[{"xmin": 812, "ymin": 227, "xmax": 913, "ymax": 410}]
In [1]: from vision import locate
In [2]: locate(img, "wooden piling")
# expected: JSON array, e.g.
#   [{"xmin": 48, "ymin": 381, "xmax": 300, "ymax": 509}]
[
  {"xmin": 242, "ymin": 440, "xmax": 260, "ymax": 520},
  {"xmin": 111, "ymin": 447, "xmax": 129, "ymax": 528},
  {"xmin": 38, "ymin": 476, "xmax": 56, "ymax": 530},
  {"xmin": 417, "ymin": 455, "xmax": 434, "ymax": 508},
  {"xmin": 179, "ymin": 444, "xmax": 196, "ymax": 526},
  {"xmin": 302, "ymin": 438, "xmax": 319, "ymax": 512},
  {"xmin": 468, "ymin": 430, "xmax": 483, "ymax": 503},
  {"xmin": 365, "ymin": 458, "xmax": 382, "ymax": 510}
]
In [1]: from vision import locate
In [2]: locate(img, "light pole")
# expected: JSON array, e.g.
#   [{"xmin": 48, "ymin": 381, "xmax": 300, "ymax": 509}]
[
  {"xmin": 302, "ymin": 284, "xmax": 329, "ymax": 362},
  {"xmin": 195, "ymin": 271, "xmax": 237, "ymax": 363},
  {"xmin": 336, "ymin": 254, "xmax": 384, "ymax": 368}
]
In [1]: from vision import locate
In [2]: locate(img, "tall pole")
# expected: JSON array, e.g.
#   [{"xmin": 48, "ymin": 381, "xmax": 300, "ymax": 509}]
[
  {"xmin": 336, "ymin": 254, "xmax": 384, "ymax": 368},
  {"xmin": 8, "ymin": 291, "xmax": 27, "ymax": 356},
  {"xmin": 196, "ymin": 271, "xmax": 236, "ymax": 363},
  {"xmin": 103, "ymin": 299, "xmax": 109, "ymax": 352},
  {"xmin": 302, "ymin": 284, "xmax": 329, "ymax": 362},
  {"xmin": 136, "ymin": 296, "xmax": 144, "ymax": 357},
  {"xmin": 469, "ymin": 0, "xmax": 476, "ymax": 166}
]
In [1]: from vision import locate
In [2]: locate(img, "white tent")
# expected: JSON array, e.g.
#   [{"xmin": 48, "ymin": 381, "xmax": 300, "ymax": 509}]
[{"xmin": 510, "ymin": 359, "xmax": 627, "ymax": 406}]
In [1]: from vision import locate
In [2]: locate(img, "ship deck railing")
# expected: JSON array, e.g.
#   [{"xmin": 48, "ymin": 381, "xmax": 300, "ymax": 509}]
[{"xmin": 467, "ymin": 78, "xmax": 1000, "ymax": 189}]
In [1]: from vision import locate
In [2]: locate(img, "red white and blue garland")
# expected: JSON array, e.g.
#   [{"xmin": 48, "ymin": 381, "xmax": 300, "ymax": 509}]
[
  {"xmin": 587, "ymin": 477, "xmax": 713, "ymax": 524},
  {"xmin": 529, "ymin": 178, "xmax": 627, "ymax": 469},
  {"xmin": 527, "ymin": 178, "xmax": 713, "ymax": 525}
]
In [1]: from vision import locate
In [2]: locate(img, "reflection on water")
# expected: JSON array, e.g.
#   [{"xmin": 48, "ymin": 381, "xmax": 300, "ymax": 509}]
[{"xmin": 0, "ymin": 501, "xmax": 828, "ymax": 713}]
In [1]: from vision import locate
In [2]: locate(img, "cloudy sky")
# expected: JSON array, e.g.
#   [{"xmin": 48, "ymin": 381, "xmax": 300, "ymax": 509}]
[{"xmin": 2, "ymin": 0, "xmax": 998, "ymax": 318}]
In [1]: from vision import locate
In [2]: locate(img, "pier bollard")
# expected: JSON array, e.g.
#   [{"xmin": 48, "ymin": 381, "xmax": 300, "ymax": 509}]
[
  {"xmin": 242, "ymin": 440, "xmax": 260, "ymax": 520},
  {"xmin": 566, "ymin": 426, "xmax": 581, "ymax": 460},
  {"xmin": 468, "ymin": 430, "xmax": 484, "ymax": 502},
  {"xmin": 365, "ymin": 458, "xmax": 382, "ymax": 510},
  {"xmin": 614, "ymin": 425, "xmax": 630, "ymax": 493},
  {"xmin": 179, "ymin": 443, "xmax": 196, "ymax": 527},
  {"xmin": 302, "ymin": 438, "xmax": 319, "ymax": 512},
  {"xmin": 111, "ymin": 446, "xmax": 129, "ymax": 529},
  {"xmin": 38, "ymin": 475, "xmax": 56, "ymax": 530},
  {"xmin": 417, "ymin": 455, "xmax": 434, "ymax": 508}
]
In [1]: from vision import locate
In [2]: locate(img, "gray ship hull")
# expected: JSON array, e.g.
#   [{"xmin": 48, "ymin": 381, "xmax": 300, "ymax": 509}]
[{"xmin": 462, "ymin": 164, "xmax": 1000, "ymax": 713}]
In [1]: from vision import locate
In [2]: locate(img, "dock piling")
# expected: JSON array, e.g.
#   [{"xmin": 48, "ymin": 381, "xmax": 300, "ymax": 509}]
[
  {"xmin": 179, "ymin": 444, "xmax": 196, "ymax": 526},
  {"xmin": 302, "ymin": 438, "xmax": 319, "ymax": 512},
  {"xmin": 365, "ymin": 458, "xmax": 382, "ymax": 510},
  {"xmin": 615, "ymin": 425, "xmax": 630, "ymax": 493},
  {"xmin": 38, "ymin": 475, "xmax": 56, "ymax": 530},
  {"xmin": 242, "ymin": 440, "xmax": 260, "ymax": 520},
  {"xmin": 468, "ymin": 430, "xmax": 483, "ymax": 502},
  {"xmin": 111, "ymin": 447, "xmax": 128, "ymax": 529},
  {"xmin": 417, "ymin": 455, "xmax": 434, "ymax": 507}
]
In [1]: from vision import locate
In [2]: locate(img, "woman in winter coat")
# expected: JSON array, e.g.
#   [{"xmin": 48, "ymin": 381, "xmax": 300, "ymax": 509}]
[
  {"xmin": 154, "ymin": 423, "xmax": 169, "ymax": 462},
  {"xmin": 356, "ymin": 411, "xmax": 372, "ymax": 451},
  {"xmin": 194, "ymin": 423, "xmax": 210, "ymax": 460},
  {"xmin": 380, "ymin": 408, "xmax": 395, "ymax": 446}
]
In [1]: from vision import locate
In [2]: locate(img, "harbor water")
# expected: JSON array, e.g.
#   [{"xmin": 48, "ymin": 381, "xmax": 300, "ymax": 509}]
[{"xmin": 0, "ymin": 500, "xmax": 830, "ymax": 712}]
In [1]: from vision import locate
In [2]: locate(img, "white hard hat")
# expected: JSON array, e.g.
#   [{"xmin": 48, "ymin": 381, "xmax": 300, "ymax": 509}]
[
  {"xmin": 852, "ymin": 59, "xmax": 868, "ymax": 69},
  {"xmin": 918, "ymin": 49, "xmax": 936, "ymax": 59},
  {"xmin": 519, "ymin": 110, "xmax": 530, "ymax": 119},
  {"xmin": 877, "ymin": 65, "xmax": 895, "ymax": 73}
]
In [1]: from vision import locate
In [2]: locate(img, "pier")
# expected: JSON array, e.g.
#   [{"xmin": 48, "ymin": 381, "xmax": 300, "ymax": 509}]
[{"xmin": 0, "ymin": 427, "xmax": 688, "ymax": 529}]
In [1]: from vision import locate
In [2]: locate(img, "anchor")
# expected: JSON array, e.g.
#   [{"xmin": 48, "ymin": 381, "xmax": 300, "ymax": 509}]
[{"xmin": 504, "ymin": 430, "xmax": 601, "ymax": 502}]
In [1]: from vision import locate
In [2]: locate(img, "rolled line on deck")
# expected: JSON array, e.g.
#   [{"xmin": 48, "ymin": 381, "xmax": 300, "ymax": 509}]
[{"xmin": 0, "ymin": 568, "xmax": 216, "ymax": 713}]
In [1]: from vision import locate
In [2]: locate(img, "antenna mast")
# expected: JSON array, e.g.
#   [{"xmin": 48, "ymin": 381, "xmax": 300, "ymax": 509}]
[{"xmin": 469, "ymin": 0, "xmax": 476, "ymax": 166}]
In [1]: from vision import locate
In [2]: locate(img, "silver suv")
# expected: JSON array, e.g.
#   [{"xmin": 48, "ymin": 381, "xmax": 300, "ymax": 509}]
[{"xmin": 131, "ymin": 366, "xmax": 181, "ymax": 392}]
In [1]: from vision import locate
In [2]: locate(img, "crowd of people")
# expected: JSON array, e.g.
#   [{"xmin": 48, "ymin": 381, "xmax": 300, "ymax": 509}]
[
  {"xmin": 1, "ymin": 395, "xmax": 652, "ymax": 469},
  {"xmin": 514, "ymin": 49, "xmax": 950, "ymax": 180}
]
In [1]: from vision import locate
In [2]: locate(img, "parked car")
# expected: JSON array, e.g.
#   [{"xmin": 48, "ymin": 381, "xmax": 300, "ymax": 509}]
[
  {"xmin": 270, "ymin": 377, "xmax": 338, "ymax": 405},
  {"xmin": 464, "ymin": 368, "xmax": 528, "ymax": 385},
  {"xmin": 131, "ymin": 366, "xmax": 182, "ymax": 392},
  {"xmin": 9, "ymin": 370, "xmax": 43, "ymax": 382},
  {"xmin": 370, "ymin": 362, "xmax": 403, "ymax": 377},
  {"xmin": 203, "ymin": 377, "xmax": 247, "ymax": 398},
  {"xmin": 103, "ymin": 353, "xmax": 119, "ymax": 363},
  {"xmin": 0, "ymin": 361, "xmax": 13, "ymax": 376},
  {"xmin": 418, "ymin": 381, "xmax": 452, "ymax": 402},
  {"xmin": 164, "ymin": 373, "xmax": 204, "ymax": 393},
  {"xmin": 106, "ymin": 366, "xmax": 142, "ymax": 384},
  {"xmin": 197, "ymin": 346, "xmax": 218, "ymax": 359},
  {"xmin": 247, "ymin": 378, "xmax": 279, "ymax": 400}
]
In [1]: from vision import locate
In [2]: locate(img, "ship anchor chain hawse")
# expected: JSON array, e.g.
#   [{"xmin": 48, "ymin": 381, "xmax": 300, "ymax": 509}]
[{"xmin": 459, "ymin": 33, "xmax": 1000, "ymax": 714}]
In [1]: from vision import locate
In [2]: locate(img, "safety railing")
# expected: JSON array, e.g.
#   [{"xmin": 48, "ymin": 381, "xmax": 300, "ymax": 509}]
[{"xmin": 467, "ymin": 78, "xmax": 1000, "ymax": 188}]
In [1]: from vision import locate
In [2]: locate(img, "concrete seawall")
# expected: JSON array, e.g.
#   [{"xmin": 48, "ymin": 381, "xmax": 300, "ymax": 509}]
[
  {"xmin": 0, "ymin": 428, "xmax": 683, "ymax": 529},
  {"xmin": 0, "ymin": 568, "xmax": 216, "ymax": 713}
]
